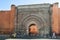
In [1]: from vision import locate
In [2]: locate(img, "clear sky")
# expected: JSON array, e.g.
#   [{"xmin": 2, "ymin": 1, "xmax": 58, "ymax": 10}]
[{"xmin": 0, "ymin": 0, "xmax": 60, "ymax": 10}]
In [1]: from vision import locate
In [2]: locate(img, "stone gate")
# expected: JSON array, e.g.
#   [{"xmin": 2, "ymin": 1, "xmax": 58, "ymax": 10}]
[{"xmin": 15, "ymin": 3, "xmax": 52, "ymax": 38}]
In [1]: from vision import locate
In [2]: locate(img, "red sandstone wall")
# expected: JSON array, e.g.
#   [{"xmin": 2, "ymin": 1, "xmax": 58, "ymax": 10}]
[
  {"xmin": 52, "ymin": 3, "xmax": 59, "ymax": 34},
  {"xmin": 0, "ymin": 5, "xmax": 16, "ymax": 34},
  {"xmin": 9, "ymin": 5, "xmax": 16, "ymax": 33},
  {"xmin": 0, "ymin": 11, "xmax": 10, "ymax": 34},
  {"xmin": 0, "ymin": 3, "xmax": 60, "ymax": 35},
  {"xmin": 58, "ymin": 8, "xmax": 60, "ymax": 34}
]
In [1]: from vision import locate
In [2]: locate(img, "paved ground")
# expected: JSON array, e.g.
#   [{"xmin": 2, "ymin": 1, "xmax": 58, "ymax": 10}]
[
  {"xmin": 0, "ymin": 34, "xmax": 60, "ymax": 40},
  {"xmin": 5, "ymin": 39, "xmax": 60, "ymax": 40}
]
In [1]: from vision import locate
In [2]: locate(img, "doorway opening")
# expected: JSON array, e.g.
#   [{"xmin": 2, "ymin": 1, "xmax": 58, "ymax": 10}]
[{"xmin": 29, "ymin": 24, "xmax": 38, "ymax": 36}]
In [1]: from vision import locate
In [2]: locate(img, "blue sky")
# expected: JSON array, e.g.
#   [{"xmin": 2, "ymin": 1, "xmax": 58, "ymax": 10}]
[{"xmin": 0, "ymin": 0, "xmax": 60, "ymax": 10}]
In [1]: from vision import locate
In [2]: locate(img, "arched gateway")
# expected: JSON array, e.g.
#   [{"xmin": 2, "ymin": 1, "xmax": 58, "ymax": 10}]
[{"xmin": 14, "ymin": 4, "xmax": 52, "ymax": 38}]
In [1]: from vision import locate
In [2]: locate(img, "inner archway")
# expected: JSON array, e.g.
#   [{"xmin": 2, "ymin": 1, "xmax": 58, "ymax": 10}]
[{"xmin": 29, "ymin": 24, "xmax": 38, "ymax": 36}]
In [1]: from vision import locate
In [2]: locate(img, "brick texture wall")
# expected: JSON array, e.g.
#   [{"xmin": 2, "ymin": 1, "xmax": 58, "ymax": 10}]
[
  {"xmin": 0, "ymin": 5, "xmax": 16, "ymax": 34},
  {"xmin": 52, "ymin": 3, "xmax": 60, "ymax": 34},
  {"xmin": 58, "ymin": 8, "xmax": 60, "ymax": 34}
]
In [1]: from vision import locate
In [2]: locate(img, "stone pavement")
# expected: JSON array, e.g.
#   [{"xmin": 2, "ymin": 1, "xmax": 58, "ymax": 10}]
[{"xmin": 5, "ymin": 39, "xmax": 60, "ymax": 40}]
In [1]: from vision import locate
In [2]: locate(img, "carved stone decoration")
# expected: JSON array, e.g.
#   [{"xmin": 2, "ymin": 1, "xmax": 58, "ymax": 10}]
[{"xmin": 15, "ymin": 4, "xmax": 52, "ymax": 38}]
